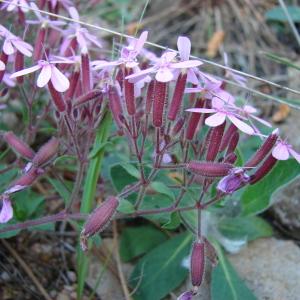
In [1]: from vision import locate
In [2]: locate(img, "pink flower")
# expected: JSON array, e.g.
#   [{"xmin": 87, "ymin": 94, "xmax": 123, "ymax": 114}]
[
  {"xmin": 1, "ymin": 0, "xmax": 29, "ymax": 13},
  {"xmin": 0, "ymin": 59, "xmax": 5, "ymax": 71},
  {"xmin": 92, "ymin": 31, "xmax": 148, "ymax": 70},
  {"xmin": 177, "ymin": 291, "xmax": 194, "ymax": 300},
  {"xmin": 0, "ymin": 195, "xmax": 13, "ymax": 223},
  {"xmin": 10, "ymin": 59, "xmax": 73, "ymax": 92},
  {"xmin": 186, "ymin": 98, "xmax": 254, "ymax": 135},
  {"xmin": 272, "ymin": 140, "xmax": 300, "ymax": 163},
  {"xmin": 60, "ymin": 7, "xmax": 102, "ymax": 54},
  {"xmin": 27, "ymin": 2, "xmax": 66, "ymax": 30},
  {"xmin": 0, "ymin": 26, "xmax": 33, "ymax": 57},
  {"xmin": 240, "ymin": 104, "xmax": 272, "ymax": 128},
  {"xmin": 176, "ymin": 36, "xmax": 202, "ymax": 84}
]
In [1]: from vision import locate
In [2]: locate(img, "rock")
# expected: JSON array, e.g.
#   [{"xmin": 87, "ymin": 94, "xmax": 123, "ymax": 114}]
[{"xmin": 229, "ymin": 238, "xmax": 300, "ymax": 300}]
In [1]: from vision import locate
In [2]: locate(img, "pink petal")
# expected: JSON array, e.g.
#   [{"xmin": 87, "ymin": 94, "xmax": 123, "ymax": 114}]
[
  {"xmin": 76, "ymin": 31, "xmax": 87, "ymax": 50},
  {"xmin": 161, "ymin": 51, "xmax": 177, "ymax": 62},
  {"xmin": 69, "ymin": 6, "xmax": 79, "ymax": 21},
  {"xmin": 155, "ymin": 67, "xmax": 174, "ymax": 82},
  {"xmin": 0, "ymin": 197, "xmax": 13, "ymax": 223},
  {"xmin": 186, "ymin": 108, "xmax": 216, "ymax": 113},
  {"xmin": 185, "ymin": 87, "xmax": 203, "ymax": 94},
  {"xmin": 187, "ymin": 69, "xmax": 199, "ymax": 85},
  {"xmin": 243, "ymin": 105, "xmax": 257, "ymax": 114},
  {"xmin": 37, "ymin": 65, "xmax": 52, "ymax": 87},
  {"xmin": 134, "ymin": 31, "xmax": 148, "ymax": 54},
  {"xmin": 0, "ymin": 60, "xmax": 5, "ymax": 71},
  {"xmin": 92, "ymin": 60, "xmax": 120, "ymax": 70},
  {"xmin": 177, "ymin": 36, "xmax": 191, "ymax": 61},
  {"xmin": 126, "ymin": 67, "xmax": 154, "ymax": 83},
  {"xmin": 85, "ymin": 32, "xmax": 102, "ymax": 49},
  {"xmin": 289, "ymin": 148, "xmax": 300, "ymax": 163},
  {"xmin": 228, "ymin": 115, "xmax": 254, "ymax": 135},
  {"xmin": 10, "ymin": 64, "xmax": 41, "ymax": 78},
  {"xmin": 50, "ymin": 66, "xmax": 70, "ymax": 92},
  {"xmin": 205, "ymin": 112, "xmax": 226, "ymax": 127},
  {"xmin": 250, "ymin": 115, "xmax": 272, "ymax": 127},
  {"xmin": 12, "ymin": 40, "xmax": 33, "ymax": 57},
  {"xmin": 172, "ymin": 60, "xmax": 202, "ymax": 69},
  {"xmin": 272, "ymin": 143, "xmax": 290, "ymax": 160},
  {"xmin": 3, "ymin": 39, "xmax": 14, "ymax": 55}
]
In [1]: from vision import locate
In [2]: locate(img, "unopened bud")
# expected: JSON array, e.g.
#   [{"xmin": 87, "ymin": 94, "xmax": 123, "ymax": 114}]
[
  {"xmin": 5, "ymin": 167, "xmax": 44, "ymax": 194},
  {"xmin": 219, "ymin": 124, "xmax": 237, "ymax": 152},
  {"xmin": 80, "ymin": 196, "xmax": 119, "ymax": 251},
  {"xmin": 74, "ymin": 89, "xmax": 102, "ymax": 107},
  {"xmin": 146, "ymin": 80, "xmax": 154, "ymax": 114},
  {"xmin": 186, "ymin": 99, "xmax": 204, "ymax": 140},
  {"xmin": 33, "ymin": 27, "xmax": 46, "ymax": 61},
  {"xmin": 245, "ymin": 129, "xmax": 279, "ymax": 168},
  {"xmin": 4, "ymin": 132, "xmax": 35, "ymax": 160},
  {"xmin": 191, "ymin": 240, "xmax": 205, "ymax": 287},
  {"xmin": 15, "ymin": 51, "xmax": 24, "ymax": 84},
  {"xmin": 172, "ymin": 117, "xmax": 185, "ymax": 136},
  {"xmin": 81, "ymin": 51, "xmax": 91, "ymax": 94},
  {"xmin": 206, "ymin": 122, "xmax": 225, "ymax": 161},
  {"xmin": 153, "ymin": 81, "xmax": 167, "ymax": 127},
  {"xmin": 168, "ymin": 73, "xmax": 187, "ymax": 121},
  {"xmin": 32, "ymin": 137, "xmax": 59, "ymax": 166},
  {"xmin": 48, "ymin": 81, "xmax": 66, "ymax": 112},
  {"xmin": 124, "ymin": 69, "xmax": 136, "ymax": 115},
  {"xmin": 108, "ymin": 85, "xmax": 123, "ymax": 129},
  {"xmin": 65, "ymin": 70, "xmax": 80, "ymax": 101},
  {"xmin": 226, "ymin": 131, "xmax": 239, "ymax": 155},
  {"xmin": 187, "ymin": 161, "xmax": 233, "ymax": 177},
  {"xmin": 250, "ymin": 154, "xmax": 277, "ymax": 185}
]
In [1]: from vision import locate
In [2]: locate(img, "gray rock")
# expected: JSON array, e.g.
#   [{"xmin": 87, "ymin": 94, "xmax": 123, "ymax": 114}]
[{"xmin": 229, "ymin": 238, "xmax": 300, "ymax": 300}]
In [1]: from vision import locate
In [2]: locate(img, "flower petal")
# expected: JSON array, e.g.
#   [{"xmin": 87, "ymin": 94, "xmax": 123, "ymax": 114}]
[
  {"xmin": 134, "ymin": 31, "xmax": 148, "ymax": 54},
  {"xmin": 3, "ymin": 39, "xmax": 15, "ymax": 55},
  {"xmin": 0, "ymin": 60, "xmax": 5, "ymax": 71},
  {"xmin": 10, "ymin": 64, "xmax": 41, "ymax": 78},
  {"xmin": 205, "ymin": 112, "xmax": 226, "ymax": 127},
  {"xmin": 69, "ymin": 6, "xmax": 79, "ymax": 21},
  {"xmin": 37, "ymin": 65, "xmax": 52, "ymax": 87},
  {"xmin": 171, "ymin": 60, "xmax": 202, "ymax": 69},
  {"xmin": 126, "ymin": 67, "xmax": 154, "ymax": 83},
  {"xmin": 272, "ymin": 143, "xmax": 290, "ymax": 160},
  {"xmin": 177, "ymin": 36, "xmax": 191, "ymax": 61},
  {"xmin": 50, "ymin": 66, "xmax": 70, "ymax": 92},
  {"xmin": 289, "ymin": 148, "xmax": 300, "ymax": 163},
  {"xmin": 228, "ymin": 115, "xmax": 254, "ymax": 135},
  {"xmin": 155, "ymin": 67, "xmax": 174, "ymax": 82},
  {"xmin": 0, "ymin": 197, "xmax": 13, "ymax": 223},
  {"xmin": 186, "ymin": 108, "xmax": 216, "ymax": 113},
  {"xmin": 161, "ymin": 51, "xmax": 177, "ymax": 62},
  {"xmin": 12, "ymin": 40, "xmax": 33, "ymax": 57}
]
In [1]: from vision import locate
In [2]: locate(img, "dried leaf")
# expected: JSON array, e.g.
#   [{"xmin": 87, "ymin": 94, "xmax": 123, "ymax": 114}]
[
  {"xmin": 272, "ymin": 104, "xmax": 291, "ymax": 123},
  {"xmin": 206, "ymin": 31, "xmax": 225, "ymax": 58}
]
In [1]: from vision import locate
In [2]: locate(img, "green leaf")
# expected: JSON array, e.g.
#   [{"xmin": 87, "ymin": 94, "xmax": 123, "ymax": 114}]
[
  {"xmin": 47, "ymin": 177, "xmax": 72, "ymax": 204},
  {"xmin": 117, "ymin": 199, "xmax": 135, "ymax": 214},
  {"xmin": 218, "ymin": 216, "xmax": 273, "ymax": 241},
  {"xmin": 0, "ymin": 168, "xmax": 18, "ymax": 193},
  {"xmin": 110, "ymin": 164, "xmax": 137, "ymax": 192},
  {"xmin": 241, "ymin": 159, "xmax": 300, "ymax": 215},
  {"xmin": 120, "ymin": 163, "xmax": 140, "ymax": 179},
  {"xmin": 211, "ymin": 241, "xmax": 257, "ymax": 300},
  {"xmin": 151, "ymin": 181, "xmax": 174, "ymax": 200},
  {"xmin": 120, "ymin": 226, "xmax": 167, "ymax": 262},
  {"xmin": 130, "ymin": 232, "xmax": 193, "ymax": 300},
  {"xmin": 265, "ymin": 6, "xmax": 300, "ymax": 22},
  {"xmin": 88, "ymin": 142, "xmax": 112, "ymax": 159},
  {"xmin": 162, "ymin": 212, "xmax": 181, "ymax": 230},
  {"xmin": 261, "ymin": 51, "xmax": 300, "ymax": 71},
  {"xmin": 0, "ymin": 222, "xmax": 20, "ymax": 239}
]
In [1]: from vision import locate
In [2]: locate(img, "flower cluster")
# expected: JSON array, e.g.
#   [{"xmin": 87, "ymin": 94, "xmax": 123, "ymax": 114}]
[{"xmin": 0, "ymin": 3, "xmax": 299, "ymax": 298}]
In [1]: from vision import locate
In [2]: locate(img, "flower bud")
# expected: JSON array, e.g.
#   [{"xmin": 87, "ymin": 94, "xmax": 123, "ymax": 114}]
[
  {"xmin": 223, "ymin": 152, "xmax": 237, "ymax": 164},
  {"xmin": 250, "ymin": 154, "xmax": 277, "ymax": 185},
  {"xmin": 187, "ymin": 161, "xmax": 233, "ymax": 177},
  {"xmin": 32, "ymin": 137, "xmax": 59, "ymax": 166},
  {"xmin": 245, "ymin": 129, "xmax": 279, "ymax": 168},
  {"xmin": 146, "ymin": 80, "xmax": 154, "ymax": 114},
  {"xmin": 191, "ymin": 240, "xmax": 205, "ymax": 287},
  {"xmin": 186, "ymin": 99, "xmax": 204, "ymax": 140},
  {"xmin": 74, "ymin": 89, "xmax": 102, "ymax": 107},
  {"xmin": 124, "ymin": 69, "xmax": 136, "ymax": 115},
  {"xmin": 116, "ymin": 69, "xmax": 124, "ymax": 89},
  {"xmin": 48, "ymin": 81, "xmax": 66, "ymax": 112},
  {"xmin": 226, "ymin": 131, "xmax": 239, "ymax": 155},
  {"xmin": 33, "ymin": 27, "xmax": 46, "ymax": 62},
  {"xmin": 4, "ymin": 132, "xmax": 35, "ymax": 160},
  {"xmin": 65, "ymin": 69, "xmax": 80, "ymax": 101},
  {"xmin": 206, "ymin": 122, "xmax": 225, "ymax": 161},
  {"xmin": 172, "ymin": 117, "xmax": 185, "ymax": 136},
  {"xmin": 217, "ymin": 168, "xmax": 250, "ymax": 194},
  {"xmin": 219, "ymin": 124, "xmax": 237, "ymax": 152},
  {"xmin": 5, "ymin": 167, "xmax": 44, "ymax": 194},
  {"xmin": 15, "ymin": 51, "xmax": 24, "ymax": 84},
  {"xmin": 153, "ymin": 81, "xmax": 167, "ymax": 127},
  {"xmin": 168, "ymin": 73, "xmax": 187, "ymax": 121},
  {"xmin": 81, "ymin": 50, "xmax": 92, "ymax": 94},
  {"xmin": 108, "ymin": 85, "xmax": 123, "ymax": 130},
  {"xmin": 80, "ymin": 196, "xmax": 119, "ymax": 251}
]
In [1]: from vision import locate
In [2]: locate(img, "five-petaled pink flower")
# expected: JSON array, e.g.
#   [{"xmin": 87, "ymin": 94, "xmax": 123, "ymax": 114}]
[
  {"xmin": 92, "ymin": 31, "xmax": 148, "ymax": 70},
  {"xmin": 272, "ymin": 140, "xmax": 300, "ymax": 163},
  {"xmin": 0, "ymin": 195, "xmax": 13, "ymax": 223},
  {"xmin": 186, "ymin": 97, "xmax": 254, "ymax": 135},
  {"xmin": 10, "ymin": 59, "xmax": 73, "ymax": 92}
]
